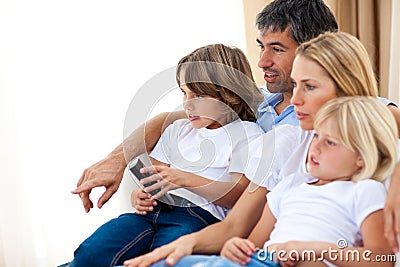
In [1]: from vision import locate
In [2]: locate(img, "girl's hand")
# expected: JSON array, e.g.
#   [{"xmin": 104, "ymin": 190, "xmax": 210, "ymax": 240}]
[
  {"xmin": 130, "ymin": 188, "xmax": 157, "ymax": 215},
  {"xmin": 221, "ymin": 237, "xmax": 256, "ymax": 266},
  {"xmin": 271, "ymin": 241, "xmax": 325, "ymax": 267},
  {"xmin": 139, "ymin": 165, "xmax": 188, "ymax": 199}
]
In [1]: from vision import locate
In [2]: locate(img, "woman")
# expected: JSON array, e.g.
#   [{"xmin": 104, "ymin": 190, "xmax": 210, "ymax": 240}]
[{"xmin": 122, "ymin": 32, "xmax": 400, "ymax": 267}]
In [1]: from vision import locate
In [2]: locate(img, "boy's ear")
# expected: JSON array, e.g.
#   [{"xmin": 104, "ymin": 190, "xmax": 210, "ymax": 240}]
[{"xmin": 356, "ymin": 155, "xmax": 364, "ymax": 168}]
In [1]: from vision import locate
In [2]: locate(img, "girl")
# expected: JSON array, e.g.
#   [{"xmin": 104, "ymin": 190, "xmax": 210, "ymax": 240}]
[
  {"xmin": 218, "ymin": 96, "xmax": 397, "ymax": 267},
  {"xmin": 122, "ymin": 32, "xmax": 400, "ymax": 267},
  {"xmin": 69, "ymin": 44, "xmax": 264, "ymax": 267}
]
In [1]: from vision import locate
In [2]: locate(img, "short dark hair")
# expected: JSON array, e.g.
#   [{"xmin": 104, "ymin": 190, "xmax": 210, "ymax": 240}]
[{"xmin": 256, "ymin": 0, "xmax": 338, "ymax": 44}]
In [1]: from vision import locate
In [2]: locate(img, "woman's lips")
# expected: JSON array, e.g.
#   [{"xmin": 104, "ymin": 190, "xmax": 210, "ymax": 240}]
[{"xmin": 295, "ymin": 111, "xmax": 309, "ymax": 120}]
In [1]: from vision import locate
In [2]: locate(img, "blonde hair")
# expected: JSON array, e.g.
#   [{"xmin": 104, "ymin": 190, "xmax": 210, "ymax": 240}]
[
  {"xmin": 314, "ymin": 96, "xmax": 398, "ymax": 182},
  {"xmin": 296, "ymin": 32, "xmax": 378, "ymax": 98},
  {"xmin": 176, "ymin": 44, "xmax": 264, "ymax": 122}
]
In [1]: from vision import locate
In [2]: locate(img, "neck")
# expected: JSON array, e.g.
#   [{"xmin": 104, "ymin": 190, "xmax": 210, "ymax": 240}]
[{"xmin": 274, "ymin": 92, "xmax": 293, "ymax": 115}]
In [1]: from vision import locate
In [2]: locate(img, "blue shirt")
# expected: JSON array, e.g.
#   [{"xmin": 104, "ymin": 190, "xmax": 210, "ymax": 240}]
[{"xmin": 256, "ymin": 87, "xmax": 298, "ymax": 132}]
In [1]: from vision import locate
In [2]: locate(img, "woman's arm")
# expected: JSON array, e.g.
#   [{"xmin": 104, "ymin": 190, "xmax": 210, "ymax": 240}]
[{"xmin": 123, "ymin": 183, "xmax": 268, "ymax": 267}]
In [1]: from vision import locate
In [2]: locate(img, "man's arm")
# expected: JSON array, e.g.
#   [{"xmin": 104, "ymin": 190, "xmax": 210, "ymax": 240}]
[
  {"xmin": 384, "ymin": 163, "xmax": 400, "ymax": 252},
  {"xmin": 72, "ymin": 110, "xmax": 185, "ymax": 213}
]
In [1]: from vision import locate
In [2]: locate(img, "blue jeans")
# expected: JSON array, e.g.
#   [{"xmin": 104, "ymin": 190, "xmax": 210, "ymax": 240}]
[
  {"xmin": 70, "ymin": 204, "xmax": 219, "ymax": 267},
  {"xmin": 150, "ymin": 252, "xmax": 280, "ymax": 267}
]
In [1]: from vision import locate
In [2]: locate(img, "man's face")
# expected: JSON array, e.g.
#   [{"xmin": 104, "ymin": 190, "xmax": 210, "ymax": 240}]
[{"xmin": 257, "ymin": 27, "xmax": 299, "ymax": 94}]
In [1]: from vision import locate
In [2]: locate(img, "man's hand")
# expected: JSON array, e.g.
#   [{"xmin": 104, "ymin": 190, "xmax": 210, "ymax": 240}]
[{"xmin": 72, "ymin": 150, "xmax": 126, "ymax": 213}]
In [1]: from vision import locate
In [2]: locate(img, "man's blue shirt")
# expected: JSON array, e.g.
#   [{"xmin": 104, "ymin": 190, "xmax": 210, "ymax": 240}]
[{"xmin": 256, "ymin": 87, "xmax": 298, "ymax": 132}]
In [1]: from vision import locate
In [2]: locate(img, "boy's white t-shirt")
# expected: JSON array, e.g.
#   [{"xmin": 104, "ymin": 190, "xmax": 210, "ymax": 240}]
[{"xmin": 150, "ymin": 119, "xmax": 263, "ymax": 220}]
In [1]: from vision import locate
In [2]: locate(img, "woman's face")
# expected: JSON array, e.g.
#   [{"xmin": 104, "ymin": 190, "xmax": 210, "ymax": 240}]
[{"xmin": 290, "ymin": 55, "xmax": 338, "ymax": 130}]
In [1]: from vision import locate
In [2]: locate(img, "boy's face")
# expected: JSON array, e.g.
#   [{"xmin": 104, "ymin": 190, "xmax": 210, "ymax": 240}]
[
  {"xmin": 307, "ymin": 119, "xmax": 363, "ymax": 184},
  {"xmin": 257, "ymin": 27, "xmax": 299, "ymax": 94},
  {"xmin": 181, "ymin": 85, "xmax": 227, "ymax": 129}
]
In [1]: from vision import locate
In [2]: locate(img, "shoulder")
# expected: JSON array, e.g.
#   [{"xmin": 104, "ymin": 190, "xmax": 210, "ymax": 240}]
[
  {"xmin": 162, "ymin": 119, "xmax": 192, "ymax": 137},
  {"xmin": 377, "ymin": 96, "xmax": 398, "ymax": 107}
]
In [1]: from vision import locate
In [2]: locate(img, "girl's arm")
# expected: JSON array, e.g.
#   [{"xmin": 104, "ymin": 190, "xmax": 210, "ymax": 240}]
[
  {"xmin": 220, "ymin": 202, "xmax": 276, "ymax": 265},
  {"xmin": 273, "ymin": 210, "xmax": 394, "ymax": 267},
  {"xmin": 248, "ymin": 202, "xmax": 276, "ymax": 248}
]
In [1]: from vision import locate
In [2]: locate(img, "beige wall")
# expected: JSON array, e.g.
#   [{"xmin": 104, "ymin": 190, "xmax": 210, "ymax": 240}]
[{"xmin": 242, "ymin": 0, "xmax": 272, "ymax": 88}]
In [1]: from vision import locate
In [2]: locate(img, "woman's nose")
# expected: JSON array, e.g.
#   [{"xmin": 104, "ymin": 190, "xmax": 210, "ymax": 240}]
[{"xmin": 290, "ymin": 86, "xmax": 303, "ymax": 106}]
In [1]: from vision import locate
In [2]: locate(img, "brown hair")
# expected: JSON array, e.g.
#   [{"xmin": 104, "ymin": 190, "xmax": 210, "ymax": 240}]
[{"xmin": 176, "ymin": 44, "xmax": 264, "ymax": 122}]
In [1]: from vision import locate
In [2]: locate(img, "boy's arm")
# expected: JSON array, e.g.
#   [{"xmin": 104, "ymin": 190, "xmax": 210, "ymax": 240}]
[{"xmin": 72, "ymin": 110, "xmax": 185, "ymax": 213}]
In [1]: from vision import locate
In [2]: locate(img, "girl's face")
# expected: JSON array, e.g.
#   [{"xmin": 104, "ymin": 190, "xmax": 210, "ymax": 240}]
[
  {"xmin": 307, "ymin": 119, "xmax": 363, "ymax": 185},
  {"xmin": 290, "ymin": 55, "xmax": 338, "ymax": 130},
  {"xmin": 181, "ymin": 85, "xmax": 227, "ymax": 129}
]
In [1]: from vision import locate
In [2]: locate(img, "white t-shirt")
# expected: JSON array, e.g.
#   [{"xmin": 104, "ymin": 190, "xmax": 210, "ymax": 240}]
[
  {"xmin": 230, "ymin": 124, "xmax": 311, "ymax": 189},
  {"xmin": 264, "ymin": 173, "xmax": 386, "ymax": 249},
  {"xmin": 150, "ymin": 119, "xmax": 263, "ymax": 220}
]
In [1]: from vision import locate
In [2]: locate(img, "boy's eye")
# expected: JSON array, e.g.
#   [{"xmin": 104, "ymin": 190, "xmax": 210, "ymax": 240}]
[
  {"xmin": 291, "ymin": 81, "xmax": 297, "ymax": 88},
  {"xmin": 313, "ymin": 133, "xmax": 319, "ymax": 139},
  {"xmin": 196, "ymin": 95, "xmax": 204, "ymax": 98}
]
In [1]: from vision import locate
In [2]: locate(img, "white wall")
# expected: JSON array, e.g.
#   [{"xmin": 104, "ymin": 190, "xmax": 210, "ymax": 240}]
[{"xmin": 0, "ymin": 1, "xmax": 246, "ymax": 266}]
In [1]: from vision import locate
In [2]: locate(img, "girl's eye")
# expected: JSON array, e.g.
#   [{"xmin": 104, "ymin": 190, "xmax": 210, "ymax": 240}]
[
  {"xmin": 180, "ymin": 89, "xmax": 186, "ymax": 95},
  {"xmin": 196, "ymin": 95, "xmax": 204, "ymax": 98},
  {"xmin": 313, "ymin": 133, "xmax": 319, "ymax": 139},
  {"xmin": 326, "ymin": 140, "xmax": 336, "ymax": 146}
]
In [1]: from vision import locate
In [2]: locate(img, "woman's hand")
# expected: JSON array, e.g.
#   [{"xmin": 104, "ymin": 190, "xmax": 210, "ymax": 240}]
[
  {"xmin": 123, "ymin": 235, "xmax": 195, "ymax": 267},
  {"xmin": 221, "ymin": 237, "xmax": 255, "ymax": 266},
  {"xmin": 130, "ymin": 188, "xmax": 157, "ymax": 215}
]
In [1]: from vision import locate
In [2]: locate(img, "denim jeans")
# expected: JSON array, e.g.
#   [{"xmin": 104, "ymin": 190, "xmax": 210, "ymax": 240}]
[
  {"xmin": 70, "ymin": 204, "xmax": 219, "ymax": 267},
  {"xmin": 149, "ymin": 252, "xmax": 280, "ymax": 267}
]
